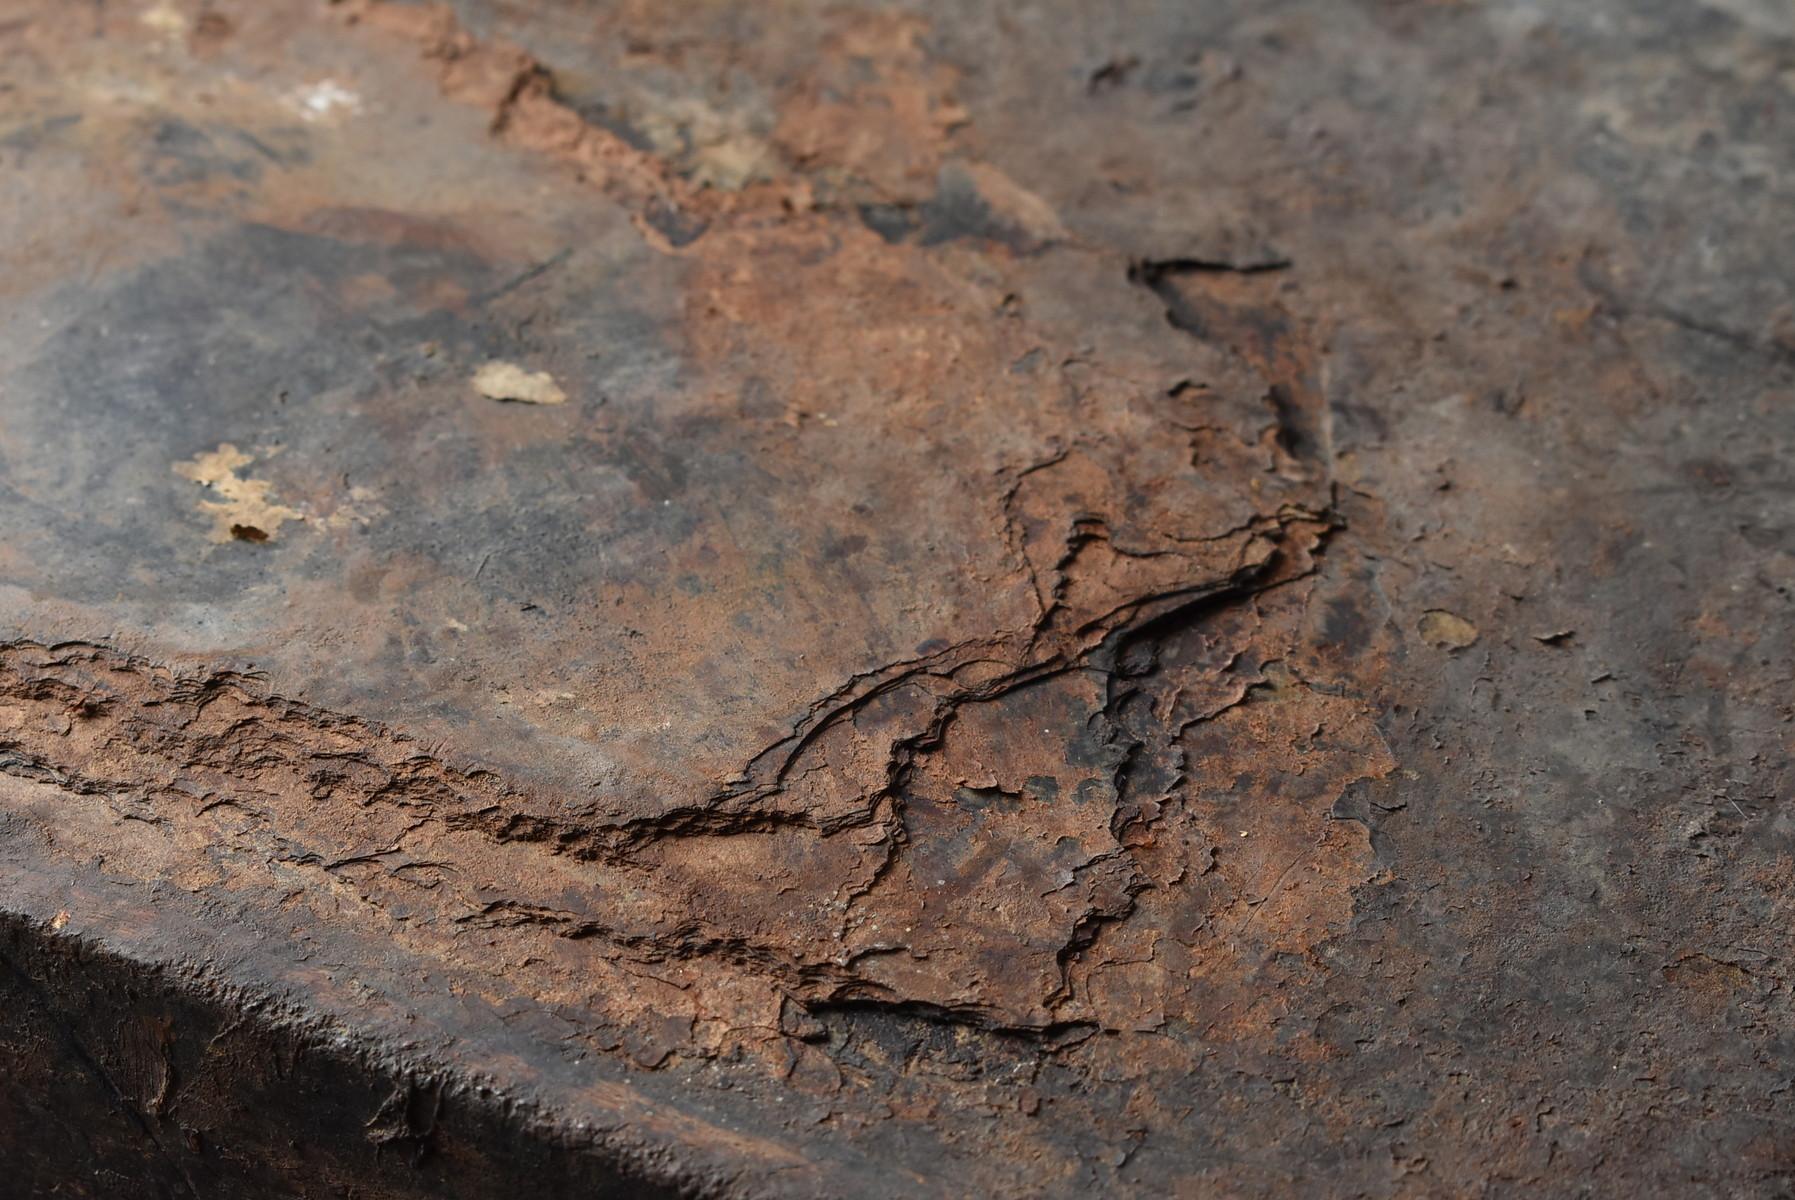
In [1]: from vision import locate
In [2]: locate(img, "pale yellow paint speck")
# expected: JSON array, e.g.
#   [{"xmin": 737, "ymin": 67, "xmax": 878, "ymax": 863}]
[
  {"xmin": 1418, "ymin": 608, "xmax": 1479, "ymax": 650},
  {"xmin": 173, "ymin": 443, "xmax": 303, "ymax": 544},
  {"xmin": 472, "ymin": 361, "xmax": 568, "ymax": 405}
]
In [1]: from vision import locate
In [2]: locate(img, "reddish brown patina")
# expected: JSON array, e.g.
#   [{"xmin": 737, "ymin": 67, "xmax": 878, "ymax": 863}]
[{"xmin": 2, "ymin": 1, "xmax": 1792, "ymax": 1196}]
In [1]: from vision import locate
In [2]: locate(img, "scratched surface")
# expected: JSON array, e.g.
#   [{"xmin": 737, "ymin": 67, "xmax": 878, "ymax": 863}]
[{"xmin": 1, "ymin": 1, "xmax": 1793, "ymax": 1196}]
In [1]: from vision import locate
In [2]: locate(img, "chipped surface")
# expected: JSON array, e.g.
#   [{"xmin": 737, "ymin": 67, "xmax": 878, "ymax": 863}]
[{"xmin": 2, "ymin": 0, "xmax": 1794, "ymax": 1197}]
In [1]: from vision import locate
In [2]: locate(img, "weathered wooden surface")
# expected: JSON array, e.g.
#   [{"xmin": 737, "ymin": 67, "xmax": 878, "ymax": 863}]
[{"xmin": 2, "ymin": 1, "xmax": 1793, "ymax": 1196}]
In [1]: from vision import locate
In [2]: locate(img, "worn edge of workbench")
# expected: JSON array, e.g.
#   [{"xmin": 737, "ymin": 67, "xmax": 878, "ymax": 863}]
[{"xmin": 0, "ymin": 901, "xmax": 743, "ymax": 1200}]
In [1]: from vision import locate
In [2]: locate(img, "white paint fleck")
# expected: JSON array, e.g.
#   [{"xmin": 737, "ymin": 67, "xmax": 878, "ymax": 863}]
[
  {"xmin": 286, "ymin": 79, "xmax": 362, "ymax": 123},
  {"xmin": 140, "ymin": 3, "xmax": 186, "ymax": 35}
]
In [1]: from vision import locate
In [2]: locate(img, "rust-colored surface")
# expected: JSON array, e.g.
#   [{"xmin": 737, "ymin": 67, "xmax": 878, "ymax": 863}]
[{"xmin": 2, "ymin": 1, "xmax": 1793, "ymax": 1196}]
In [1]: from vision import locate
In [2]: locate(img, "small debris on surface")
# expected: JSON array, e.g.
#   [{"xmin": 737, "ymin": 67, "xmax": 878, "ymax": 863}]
[
  {"xmin": 1418, "ymin": 609, "xmax": 1479, "ymax": 650},
  {"xmin": 173, "ymin": 444, "xmax": 303, "ymax": 544},
  {"xmin": 471, "ymin": 361, "xmax": 568, "ymax": 405},
  {"xmin": 1533, "ymin": 629, "xmax": 1575, "ymax": 645},
  {"xmin": 938, "ymin": 160, "xmax": 1068, "ymax": 248}
]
